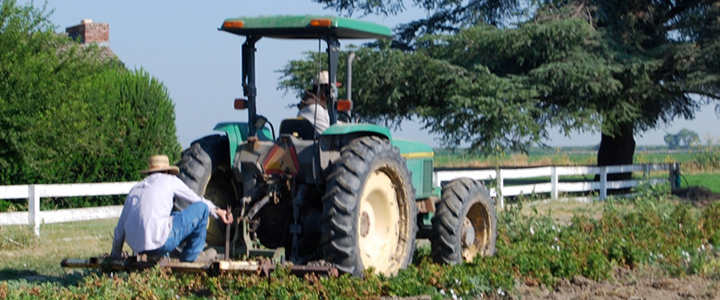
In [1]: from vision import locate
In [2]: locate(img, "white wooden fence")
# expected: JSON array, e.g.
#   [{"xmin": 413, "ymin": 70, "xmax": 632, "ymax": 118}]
[
  {"xmin": 0, "ymin": 182, "xmax": 137, "ymax": 236},
  {"xmin": 435, "ymin": 163, "xmax": 681, "ymax": 209},
  {"xmin": 1, "ymin": 163, "xmax": 680, "ymax": 236}
]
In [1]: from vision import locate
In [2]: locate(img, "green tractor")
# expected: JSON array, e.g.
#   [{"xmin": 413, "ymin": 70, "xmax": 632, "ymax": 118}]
[{"xmin": 176, "ymin": 15, "xmax": 498, "ymax": 277}]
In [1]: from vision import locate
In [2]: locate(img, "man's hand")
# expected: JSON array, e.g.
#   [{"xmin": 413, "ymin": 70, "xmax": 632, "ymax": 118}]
[{"xmin": 215, "ymin": 208, "xmax": 233, "ymax": 224}]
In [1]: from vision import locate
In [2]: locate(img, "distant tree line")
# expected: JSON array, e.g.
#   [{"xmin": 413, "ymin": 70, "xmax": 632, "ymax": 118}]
[
  {"xmin": 0, "ymin": 0, "xmax": 180, "ymax": 210},
  {"xmin": 664, "ymin": 129, "xmax": 700, "ymax": 150}
]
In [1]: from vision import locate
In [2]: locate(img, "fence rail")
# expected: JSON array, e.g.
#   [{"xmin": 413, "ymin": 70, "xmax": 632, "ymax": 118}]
[
  {"xmin": 1, "ymin": 163, "xmax": 680, "ymax": 236},
  {"xmin": 434, "ymin": 163, "xmax": 680, "ymax": 209},
  {"xmin": 0, "ymin": 182, "xmax": 137, "ymax": 236}
]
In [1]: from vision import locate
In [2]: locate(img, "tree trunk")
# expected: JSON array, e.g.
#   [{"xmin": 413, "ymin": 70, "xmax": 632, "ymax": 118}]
[{"xmin": 596, "ymin": 122, "xmax": 635, "ymax": 181}]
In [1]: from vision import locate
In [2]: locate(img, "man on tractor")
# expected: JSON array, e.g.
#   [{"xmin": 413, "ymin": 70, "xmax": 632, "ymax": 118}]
[{"xmin": 296, "ymin": 71, "xmax": 330, "ymax": 136}]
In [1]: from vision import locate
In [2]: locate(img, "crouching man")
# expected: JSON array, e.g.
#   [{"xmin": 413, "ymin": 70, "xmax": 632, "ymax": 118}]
[{"xmin": 111, "ymin": 155, "xmax": 232, "ymax": 262}]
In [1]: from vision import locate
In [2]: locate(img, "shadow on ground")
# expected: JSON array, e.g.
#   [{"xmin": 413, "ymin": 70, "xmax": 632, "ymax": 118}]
[
  {"xmin": 673, "ymin": 186, "xmax": 720, "ymax": 207},
  {"xmin": 0, "ymin": 268, "xmax": 91, "ymax": 286}
]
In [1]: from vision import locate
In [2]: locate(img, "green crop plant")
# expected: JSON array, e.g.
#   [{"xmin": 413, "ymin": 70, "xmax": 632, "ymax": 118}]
[
  {"xmin": 1, "ymin": 191, "xmax": 719, "ymax": 299},
  {"xmin": 692, "ymin": 146, "xmax": 720, "ymax": 171},
  {"xmin": 702, "ymin": 203, "xmax": 720, "ymax": 247}
]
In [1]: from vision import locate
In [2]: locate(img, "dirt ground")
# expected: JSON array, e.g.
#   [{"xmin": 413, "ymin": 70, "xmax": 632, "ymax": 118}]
[
  {"xmin": 673, "ymin": 186, "xmax": 720, "ymax": 207},
  {"xmin": 384, "ymin": 267, "xmax": 719, "ymax": 300},
  {"xmin": 511, "ymin": 267, "xmax": 719, "ymax": 300}
]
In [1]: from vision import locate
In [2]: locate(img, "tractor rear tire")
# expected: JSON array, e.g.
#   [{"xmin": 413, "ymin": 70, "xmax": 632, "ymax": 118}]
[
  {"xmin": 322, "ymin": 136, "xmax": 418, "ymax": 277},
  {"xmin": 176, "ymin": 135, "xmax": 240, "ymax": 246},
  {"xmin": 432, "ymin": 178, "xmax": 497, "ymax": 265}
]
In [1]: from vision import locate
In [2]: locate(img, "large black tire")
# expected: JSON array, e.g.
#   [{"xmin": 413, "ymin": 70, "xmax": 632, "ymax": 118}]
[
  {"xmin": 176, "ymin": 135, "xmax": 240, "ymax": 246},
  {"xmin": 432, "ymin": 178, "xmax": 497, "ymax": 265},
  {"xmin": 322, "ymin": 136, "xmax": 418, "ymax": 277}
]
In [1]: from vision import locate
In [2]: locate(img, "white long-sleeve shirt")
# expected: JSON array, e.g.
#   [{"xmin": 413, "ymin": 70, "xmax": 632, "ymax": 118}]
[
  {"xmin": 297, "ymin": 104, "xmax": 329, "ymax": 135},
  {"xmin": 111, "ymin": 173, "xmax": 218, "ymax": 256}
]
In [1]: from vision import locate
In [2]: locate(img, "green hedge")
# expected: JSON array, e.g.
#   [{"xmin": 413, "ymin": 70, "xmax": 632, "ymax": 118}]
[{"xmin": 0, "ymin": 0, "xmax": 180, "ymax": 210}]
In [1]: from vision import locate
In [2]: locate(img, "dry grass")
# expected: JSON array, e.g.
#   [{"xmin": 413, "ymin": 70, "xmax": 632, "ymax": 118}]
[
  {"xmin": 0, "ymin": 219, "xmax": 125, "ymax": 279},
  {"xmin": 680, "ymin": 162, "xmax": 720, "ymax": 174},
  {"xmin": 518, "ymin": 199, "xmax": 606, "ymax": 225}
]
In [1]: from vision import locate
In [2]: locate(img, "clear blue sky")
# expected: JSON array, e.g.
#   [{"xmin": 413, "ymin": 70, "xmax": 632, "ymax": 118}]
[{"xmin": 24, "ymin": 0, "xmax": 720, "ymax": 148}]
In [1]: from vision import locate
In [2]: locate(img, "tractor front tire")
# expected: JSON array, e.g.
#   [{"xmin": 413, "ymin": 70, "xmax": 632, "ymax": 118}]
[
  {"xmin": 322, "ymin": 136, "xmax": 418, "ymax": 277},
  {"xmin": 176, "ymin": 135, "xmax": 240, "ymax": 246},
  {"xmin": 432, "ymin": 178, "xmax": 497, "ymax": 264}
]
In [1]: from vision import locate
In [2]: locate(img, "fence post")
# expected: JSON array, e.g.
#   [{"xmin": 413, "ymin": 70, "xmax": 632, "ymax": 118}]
[
  {"xmin": 599, "ymin": 167, "xmax": 607, "ymax": 200},
  {"xmin": 496, "ymin": 168, "xmax": 504, "ymax": 210},
  {"xmin": 551, "ymin": 166, "xmax": 558, "ymax": 200},
  {"xmin": 669, "ymin": 162, "xmax": 681, "ymax": 190},
  {"xmin": 28, "ymin": 184, "xmax": 41, "ymax": 237},
  {"xmin": 643, "ymin": 164, "xmax": 649, "ymax": 180}
]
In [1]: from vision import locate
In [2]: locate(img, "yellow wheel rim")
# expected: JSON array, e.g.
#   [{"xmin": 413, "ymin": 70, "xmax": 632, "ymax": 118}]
[
  {"xmin": 357, "ymin": 170, "xmax": 401, "ymax": 275},
  {"xmin": 461, "ymin": 202, "xmax": 491, "ymax": 262}
]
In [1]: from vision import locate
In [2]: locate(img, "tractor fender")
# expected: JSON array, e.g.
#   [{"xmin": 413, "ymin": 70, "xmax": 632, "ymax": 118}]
[
  {"xmin": 213, "ymin": 122, "xmax": 273, "ymax": 165},
  {"xmin": 321, "ymin": 123, "xmax": 392, "ymax": 148}
]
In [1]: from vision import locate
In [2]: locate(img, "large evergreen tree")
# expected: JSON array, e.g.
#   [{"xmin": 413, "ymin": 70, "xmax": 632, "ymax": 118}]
[{"xmin": 295, "ymin": 0, "xmax": 720, "ymax": 174}]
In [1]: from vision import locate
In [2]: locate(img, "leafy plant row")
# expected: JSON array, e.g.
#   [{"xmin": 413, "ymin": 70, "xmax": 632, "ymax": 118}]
[{"xmin": 2, "ymin": 185, "xmax": 718, "ymax": 299}]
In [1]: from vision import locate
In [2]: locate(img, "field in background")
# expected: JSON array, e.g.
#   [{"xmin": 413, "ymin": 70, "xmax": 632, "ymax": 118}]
[
  {"xmin": 435, "ymin": 145, "xmax": 720, "ymax": 194},
  {"xmin": 435, "ymin": 146, "xmax": 709, "ymax": 169},
  {"xmin": 683, "ymin": 173, "xmax": 720, "ymax": 193}
]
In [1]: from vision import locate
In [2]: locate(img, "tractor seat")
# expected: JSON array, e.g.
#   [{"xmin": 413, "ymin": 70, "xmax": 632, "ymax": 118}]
[{"xmin": 279, "ymin": 118, "xmax": 316, "ymax": 140}]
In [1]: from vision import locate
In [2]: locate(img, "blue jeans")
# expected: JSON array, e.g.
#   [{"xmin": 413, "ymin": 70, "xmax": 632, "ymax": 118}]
[{"xmin": 143, "ymin": 202, "xmax": 209, "ymax": 262}]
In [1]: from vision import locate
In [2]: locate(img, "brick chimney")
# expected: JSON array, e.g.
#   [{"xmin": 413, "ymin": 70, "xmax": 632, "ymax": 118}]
[{"xmin": 65, "ymin": 19, "xmax": 109, "ymax": 46}]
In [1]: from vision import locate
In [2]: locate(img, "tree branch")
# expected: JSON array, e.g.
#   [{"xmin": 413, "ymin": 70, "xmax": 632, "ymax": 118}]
[
  {"xmin": 683, "ymin": 90, "xmax": 720, "ymax": 100},
  {"xmin": 661, "ymin": 0, "xmax": 705, "ymax": 23}
]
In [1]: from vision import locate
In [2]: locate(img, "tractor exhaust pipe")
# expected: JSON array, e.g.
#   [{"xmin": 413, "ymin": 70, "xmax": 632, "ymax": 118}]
[
  {"xmin": 341, "ymin": 52, "xmax": 355, "ymax": 122},
  {"xmin": 346, "ymin": 52, "xmax": 355, "ymax": 102}
]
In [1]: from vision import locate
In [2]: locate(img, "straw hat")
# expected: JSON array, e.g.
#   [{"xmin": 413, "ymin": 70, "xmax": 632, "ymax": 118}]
[
  {"xmin": 139, "ymin": 155, "xmax": 179, "ymax": 175},
  {"xmin": 313, "ymin": 71, "xmax": 329, "ymax": 85}
]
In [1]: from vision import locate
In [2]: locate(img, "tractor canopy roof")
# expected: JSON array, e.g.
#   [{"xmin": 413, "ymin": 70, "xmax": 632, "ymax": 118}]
[{"xmin": 219, "ymin": 15, "xmax": 392, "ymax": 40}]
